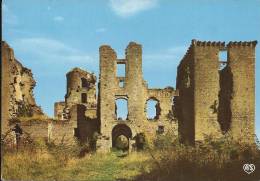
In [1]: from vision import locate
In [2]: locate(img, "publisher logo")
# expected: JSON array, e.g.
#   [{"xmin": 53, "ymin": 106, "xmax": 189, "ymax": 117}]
[{"xmin": 243, "ymin": 164, "xmax": 255, "ymax": 174}]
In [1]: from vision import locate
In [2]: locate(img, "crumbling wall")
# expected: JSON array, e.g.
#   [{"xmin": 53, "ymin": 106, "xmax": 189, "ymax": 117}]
[
  {"xmin": 99, "ymin": 45, "xmax": 117, "ymax": 149},
  {"xmin": 54, "ymin": 102, "xmax": 66, "ymax": 120},
  {"xmin": 20, "ymin": 120, "xmax": 49, "ymax": 140},
  {"xmin": 175, "ymin": 45, "xmax": 195, "ymax": 144},
  {"xmin": 146, "ymin": 88, "xmax": 177, "ymax": 121},
  {"xmin": 176, "ymin": 40, "xmax": 257, "ymax": 144},
  {"xmin": 125, "ymin": 42, "xmax": 146, "ymax": 126},
  {"xmin": 50, "ymin": 120, "xmax": 76, "ymax": 144},
  {"xmin": 98, "ymin": 42, "xmax": 178, "ymax": 152},
  {"xmin": 70, "ymin": 104, "xmax": 98, "ymax": 147},
  {"xmin": 227, "ymin": 41, "xmax": 257, "ymax": 143},
  {"xmin": 65, "ymin": 68, "xmax": 96, "ymax": 108},
  {"xmin": 1, "ymin": 41, "xmax": 44, "ymax": 133},
  {"xmin": 1, "ymin": 41, "xmax": 11, "ymax": 133},
  {"xmin": 193, "ymin": 41, "xmax": 224, "ymax": 141},
  {"xmin": 17, "ymin": 119, "xmax": 76, "ymax": 144},
  {"xmin": 54, "ymin": 67, "xmax": 97, "ymax": 121},
  {"xmin": 53, "ymin": 68, "xmax": 98, "ymax": 145},
  {"xmin": 218, "ymin": 66, "xmax": 232, "ymax": 133}
]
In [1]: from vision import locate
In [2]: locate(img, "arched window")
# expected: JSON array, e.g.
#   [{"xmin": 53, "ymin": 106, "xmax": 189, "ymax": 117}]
[
  {"xmin": 115, "ymin": 98, "xmax": 128, "ymax": 120},
  {"xmin": 146, "ymin": 98, "xmax": 160, "ymax": 120}
]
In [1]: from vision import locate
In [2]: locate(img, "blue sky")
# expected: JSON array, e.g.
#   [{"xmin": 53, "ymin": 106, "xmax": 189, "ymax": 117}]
[{"xmin": 2, "ymin": 0, "xmax": 260, "ymax": 138}]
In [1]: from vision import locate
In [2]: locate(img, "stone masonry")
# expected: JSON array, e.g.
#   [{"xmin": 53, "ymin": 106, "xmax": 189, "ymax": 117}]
[
  {"xmin": 54, "ymin": 68, "xmax": 98, "ymax": 144},
  {"xmin": 97, "ymin": 42, "xmax": 178, "ymax": 151},
  {"xmin": 1, "ymin": 41, "xmax": 44, "ymax": 134},
  {"xmin": 2, "ymin": 40, "xmax": 257, "ymax": 152},
  {"xmin": 54, "ymin": 68, "xmax": 97, "ymax": 121},
  {"xmin": 176, "ymin": 40, "xmax": 257, "ymax": 145}
]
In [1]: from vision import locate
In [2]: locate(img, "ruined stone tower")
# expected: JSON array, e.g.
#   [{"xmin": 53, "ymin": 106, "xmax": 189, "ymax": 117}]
[
  {"xmin": 176, "ymin": 40, "xmax": 257, "ymax": 144},
  {"xmin": 54, "ymin": 68, "xmax": 98, "ymax": 143},
  {"xmin": 54, "ymin": 68, "xmax": 97, "ymax": 121},
  {"xmin": 97, "ymin": 42, "xmax": 178, "ymax": 151}
]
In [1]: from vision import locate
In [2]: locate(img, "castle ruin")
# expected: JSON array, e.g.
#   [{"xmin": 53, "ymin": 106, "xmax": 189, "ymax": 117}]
[{"xmin": 1, "ymin": 39, "xmax": 257, "ymax": 152}]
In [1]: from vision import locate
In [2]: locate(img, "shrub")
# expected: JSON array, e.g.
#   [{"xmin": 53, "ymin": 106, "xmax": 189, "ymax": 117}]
[{"xmin": 135, "ymin": 134, "xmax": 260, "ymax": 181}]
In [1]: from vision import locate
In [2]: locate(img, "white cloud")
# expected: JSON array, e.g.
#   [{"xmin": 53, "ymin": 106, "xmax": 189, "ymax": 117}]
[
  {"xmin": 96, "ymin": 28, "xmax": 107, "ymax": 33},
  {"xmin": 109, "ymin": 0, "xmax": 158, "ymax": 17},
  {"xmin": 11, "ymin": 38, "xmax": 95, "ymax": 65},
  {"xmin": 53, "ymin": 16, "xmax": 64, "ymax": 22}
]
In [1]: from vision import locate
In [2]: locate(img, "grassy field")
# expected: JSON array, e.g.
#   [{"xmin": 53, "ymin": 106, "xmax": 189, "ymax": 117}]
[
  {"xmin": 2, "ymin": 133, "xmax": 260, "ymax": 181},
  {"xmin": 3, "ymin": 150, "xmax": 153, "ymax": 181}
]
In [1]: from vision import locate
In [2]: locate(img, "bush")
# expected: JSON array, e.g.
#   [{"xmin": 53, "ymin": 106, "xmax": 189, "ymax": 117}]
[{"xmin": 135, "ymin": 134, "xmax": 260, "ymax": 181}]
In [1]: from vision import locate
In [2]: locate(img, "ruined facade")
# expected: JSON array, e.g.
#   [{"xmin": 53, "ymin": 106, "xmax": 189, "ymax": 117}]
[
  {"xmin": 2, "ymin": 39, "xmax": 257, "ymax": 152},
  {"xmin": 176, "ymin": 40, "xmax": 257, "ymax": 144},
  {"xmin": 54, "ymin": 68, "xmax": 97, "ymax": 121},
  {"xmin": 97, "ymin": 42, "xmax": 178, "ymax": 151},
  {"xmin": 1, "ymin": 41, "xmax": 44, "ymax": 133},
  {"xmin": 54, "ymin": 68, "xmax": 98, "ymax": 143}
]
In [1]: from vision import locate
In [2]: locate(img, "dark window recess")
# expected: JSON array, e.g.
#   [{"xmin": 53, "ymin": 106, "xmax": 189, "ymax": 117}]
[
  {"xmin": 81, "ymin": 93, "xmax": 87, "ymax": 103},
  {"xmin": 157, "ymin": 125, "xmax": 164, "ymax": 134},
  {"xmin": 81, "ymin": 78, "xmax": 89, "ymax": 88},
  {"xmin": 74, "ymin": 128, "xmax": 79, "ymax": 137}
]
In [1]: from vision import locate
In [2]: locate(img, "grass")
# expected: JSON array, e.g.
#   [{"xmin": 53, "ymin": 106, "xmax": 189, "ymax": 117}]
[
  {"xmin": 2, "ymin": 133, "xmax": 260, "ymax": 181},
  {"xmin": 2, "ymin": 147, "xmax": 152, "ymax": 181}
]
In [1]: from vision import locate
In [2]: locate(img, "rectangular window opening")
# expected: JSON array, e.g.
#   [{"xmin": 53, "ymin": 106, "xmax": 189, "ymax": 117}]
[
  {"xmin": 119, "ymin": 81, "xmax": 124, "ymax": 88},
  {"xmin": 116, "ymin": 99, "xmax": 128, "ymax": 120},
  {"xmin": 117, "ymin": 64, "xmax": 125, "ymax": 77},
  {"xmin": 219, "ymin": 50, "xmax": 227, "ymax": 70}
]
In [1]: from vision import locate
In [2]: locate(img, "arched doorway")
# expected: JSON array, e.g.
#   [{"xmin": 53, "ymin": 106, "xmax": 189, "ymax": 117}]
[{"xmin": 112, "ymin": 124, "xmax": 132, "ymax": 151}]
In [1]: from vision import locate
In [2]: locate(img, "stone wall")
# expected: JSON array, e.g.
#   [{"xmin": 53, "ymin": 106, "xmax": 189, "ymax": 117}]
[
  {"xmin": 54, "ymin": 68, "xmax": 98, "ymax": 144},
  {"xmin": 176, "ymin": 40, "xmax": 257, "ymax": 144},
  {"xmin": 54, "ymin": 102, "xmax": 65, "ymax": 120},
  {"xmin": 50, "ymin": 120, "xmax": 76, "ymax": 144},
  {"xmin": 98, "ymin": 42, "xmax": 178, "ymax": 151},
  {"xmin": 20, "ymin": 120, "xmax": 49, "ymax": 140},
  {"xmin": 175, "ymin": 45, "xmax": 195, "ymax": 144},
  {"xmin": 3, "ymin": 39, "xmax": 256, "ymax": 151},
  {"xmin": 227, "ymin": 41, "xmax": 256, "ymax": 143},
  {"xmin": 1, "ymin": 41, "xmax": 11, "ymax": 133},
  {"xmin": 54, "ymin": 67, "xmax": 97, "ymax": 121},
  {"xmin": 193, "ymin": 41, "xmax": 224, "ymax": 141},
  {"xmin": 1, "ymin": 41, "xmax": 44, "ymax": 134},
  {"xmin": 19, "ymin": 120, "xmax": 75, "ymax": 144}
]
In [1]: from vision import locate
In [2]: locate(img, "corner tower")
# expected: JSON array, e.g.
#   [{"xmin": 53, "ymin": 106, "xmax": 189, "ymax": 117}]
[{"xmin": 176, "ymin": 40, "xmax": 257, "ymax": 144}]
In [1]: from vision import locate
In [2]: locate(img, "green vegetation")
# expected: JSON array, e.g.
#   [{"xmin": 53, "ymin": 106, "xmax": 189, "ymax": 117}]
[
  {"xmin": 2, "ymin": 136, "xmax": 152, "ymax": 181},
  {"xmin": 2, "ymin": 132, "xmax": 260, "ymax": 181}
]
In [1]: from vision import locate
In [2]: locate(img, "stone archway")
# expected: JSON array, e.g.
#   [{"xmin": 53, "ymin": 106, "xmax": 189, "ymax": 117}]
[{"xmin": 112, "ymin": 124, "xmax": 132, "ymax": 151}]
